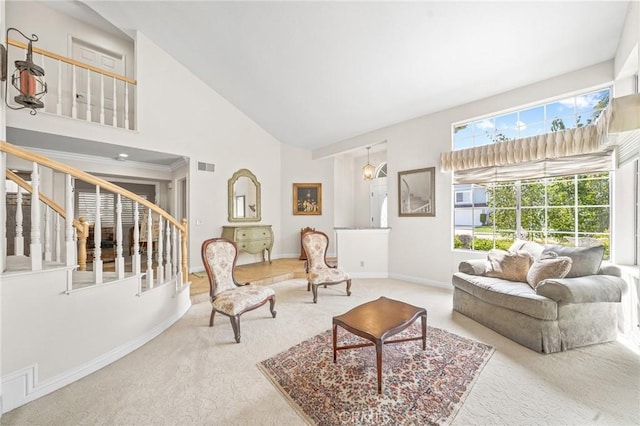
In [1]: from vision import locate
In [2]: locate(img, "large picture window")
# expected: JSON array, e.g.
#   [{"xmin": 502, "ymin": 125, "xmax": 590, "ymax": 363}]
[
  {"xmin": 451, "ymin": 88, "xmax": 612, "ymax": 258},
  {"xmin": 453, "ymin": 173, "xmax": 611, "ymax": 258}
]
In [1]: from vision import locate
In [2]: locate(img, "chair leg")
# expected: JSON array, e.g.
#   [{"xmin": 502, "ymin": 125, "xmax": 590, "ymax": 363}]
[
  {"xmin": 346, "ymin": 279, "xmax": 352, "ymax": 296},
  {"xmin": 209, "ymin": 310, "xmax": 216, "ymax": 327},
  {"xmin": 269, "ymin": 296, "xmax": 277, "ymax": 318},
  {"xmin": 312, "ymin": 284, "xmax": 319, "ymax": 303},
  {"xmin": 230, "ymin": 315, "xmax": 241, "ymax": 343}
]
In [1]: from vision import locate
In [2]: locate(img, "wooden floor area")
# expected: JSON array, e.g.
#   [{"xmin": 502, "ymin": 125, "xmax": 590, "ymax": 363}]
[{"xmin": 189, "ymin": 258, "xmax": 308, "ymax": 303}]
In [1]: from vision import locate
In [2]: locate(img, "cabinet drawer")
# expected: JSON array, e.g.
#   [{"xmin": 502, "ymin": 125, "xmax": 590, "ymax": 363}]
[
  {"xmin": 235, "ymin": 228, "xmax": 271, "ymax": 241},
  {"xmin": 238, "ymin": 240, "xmax": 270, "ymax": 254}
]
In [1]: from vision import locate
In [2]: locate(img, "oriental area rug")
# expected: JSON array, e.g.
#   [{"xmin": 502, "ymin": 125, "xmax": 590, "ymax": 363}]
[{"xmin": 258, "ymin": 324, "xmax": 495, "ymax": 426}]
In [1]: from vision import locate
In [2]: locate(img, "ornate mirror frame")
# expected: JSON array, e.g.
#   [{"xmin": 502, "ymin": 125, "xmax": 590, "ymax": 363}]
[{"xmin": 228, "ymin": 168, "xmax": 261, "ymax": 222}]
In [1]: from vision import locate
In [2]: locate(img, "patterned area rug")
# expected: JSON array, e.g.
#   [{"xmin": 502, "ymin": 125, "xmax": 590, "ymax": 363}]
[{"xmin": 258, "ymin": 323, "xmax": 494, "ymax": 425}]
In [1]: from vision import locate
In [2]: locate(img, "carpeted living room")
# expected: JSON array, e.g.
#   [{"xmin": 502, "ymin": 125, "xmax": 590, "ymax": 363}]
[
  {"xmin": 2, "ymin": 1, "xmax": 640, "ymax": 425},
  {"xmin": 3, "ymin": 278, "xmax": 638, "ymax": 425}
]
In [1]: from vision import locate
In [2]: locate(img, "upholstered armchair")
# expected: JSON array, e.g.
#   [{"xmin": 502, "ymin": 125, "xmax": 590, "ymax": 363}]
[
  {"xmin": 201, "ymin": 238, "xmax": 276, "ymax": 343},
  {"xmin": 301, "ymin": 230, "xmax": 352, "ymax": 303}
]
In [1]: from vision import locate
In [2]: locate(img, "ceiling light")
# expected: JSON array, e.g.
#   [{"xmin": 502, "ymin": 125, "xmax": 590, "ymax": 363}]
[
  {"xmin": 362, "ymin": 147, "xmax": 375, "ymax": 180},
  {"xmin": 117, "ymin": 153, "xmax": 129, "ymax": 161},
  {"xmin": 1, "ymin": 28, "xmax": 47, "ymax": 115}
]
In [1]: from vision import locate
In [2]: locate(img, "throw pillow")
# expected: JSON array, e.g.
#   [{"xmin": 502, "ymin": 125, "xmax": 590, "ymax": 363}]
[
  {"xmin": 485, "ymin": 249, "xmax": 533, "ymax": 282},
  {"xmin": 508, "ymin": 239, "xmax": 545, "ymax": 259},
  {"xmin": 542, "ymin": 244, "xmax": 605, "ymax": 278},
  {"xmin": 526, "ymin": 252, "xmax": 573, "ymax": 289}
]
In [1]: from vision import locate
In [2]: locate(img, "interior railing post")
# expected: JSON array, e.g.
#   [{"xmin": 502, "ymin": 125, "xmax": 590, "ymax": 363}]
[
  {"xmin": 30, "ymin": 162, "xmax": 42, "ymax": 271},
  {"xmin": 164, "ymin": 221, "xmax": 172, "ymax": 281},
  {"xmin": 86, "ymin": 70, "xmax": 92, "ymax": 122},
  {"xmin": 71, "ymin": 65, "xmax": 78, "ymax": 119},
  {"xmin": 44, "ymin": 206, "xmax": 52, "ymax": 262},
  {"xmin": 124, "ymin": 84, "xmax": 130, "ymax": 130},
  {"xmin": 145, "ymin": 209, "xmax": 154, "ymax": 289},
  {"xmin": 112, "ymin": 78, "xmax": 117, "ymax": 127},
  {"xmin": 56, "ymin": 60, "xmax": 62, "ymax": 116},
  {"xmin": 115, "ymin": 194, "xmax": 124, "ymax": 279},
  {"xmin": 65, "ymin": 174, "xmax": 76, "ymax": 268},
  {"xmin": 100, "ymin": 74, "xmax": 105, "ymax": 125},
  {"xmin": 171, "ymin": 223, "xmax": 178, "ymax": 281},
  {"xmin": 77, "ymin": 217, "xmax": 87, "ymax": 271},
  {"xmin": 156, "ymin": 215, "xmax": 164, "ymax": 285},
  {"xmin": 14, "ymin": 189, "xmax": 24, "ymax": 256},
  {"xmin": 132, "ymin": 202, "xmax": 141, "ymax": 275},
  {"xmin": 181, "ymin": 218, "xmax": 188, "ymax": 284},
  {"xmin": 177, "ymin": 223, "xmax": 183, "ymax": 286},
  {"xmin": 93, "ymin": 186, "xmax": 103, "ymax": 284},
  {"xmin": 55, "ymin": 214, "xmax": 61, "ymax": 263}
]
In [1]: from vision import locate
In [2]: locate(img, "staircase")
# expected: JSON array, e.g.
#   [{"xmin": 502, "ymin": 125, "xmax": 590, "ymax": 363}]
[{"xmin": 1, "ymin": 141, "xmax": 191, "ymax": 413}]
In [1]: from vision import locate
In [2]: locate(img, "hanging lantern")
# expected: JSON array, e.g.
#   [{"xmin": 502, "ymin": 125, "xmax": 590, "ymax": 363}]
[
  {"xmin": 362, "ymin": 147, "xmax": 375, "ymax": 180},
  {"xmin": 2, "ymin": 28, "xmax": 47, "ymax": 115}
]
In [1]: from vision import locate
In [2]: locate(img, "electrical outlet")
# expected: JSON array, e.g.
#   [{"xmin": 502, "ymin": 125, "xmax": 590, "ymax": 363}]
[{"xmin": 360, "ymin": 261, "xmax": 365, "ymax": 267}]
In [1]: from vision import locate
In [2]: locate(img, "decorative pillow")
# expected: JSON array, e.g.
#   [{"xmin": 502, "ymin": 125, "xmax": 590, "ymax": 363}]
[
  {"xmin": 509, "ymin": 239, "xmax": 545, "ymax": 259},
  {"xmin": 526, "ymin": 252, "xmax": 573, "ymax": 289},
  {"xmin": 485, "ymin": 249, "xmax": 534, "ymax": 282},
  {"xmin": 542, "ymin": 244, "xmax": 605, "ymax": 278}
]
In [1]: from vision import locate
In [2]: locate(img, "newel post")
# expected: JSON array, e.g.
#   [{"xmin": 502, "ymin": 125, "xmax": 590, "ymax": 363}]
[{"xmin": 77, "ymin": 217, "xmax": 88, "ymax": 271}]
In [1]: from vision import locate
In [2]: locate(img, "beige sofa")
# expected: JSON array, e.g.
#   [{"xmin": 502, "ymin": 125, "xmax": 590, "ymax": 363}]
[{"xmin": 452, "ymin": 241, "xmax": 627, "ymax": 353}]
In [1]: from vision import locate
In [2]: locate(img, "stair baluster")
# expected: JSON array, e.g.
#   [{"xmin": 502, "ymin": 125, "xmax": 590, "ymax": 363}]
[
  {"xmin": 30, "ymin": 162, "xmax": 42, "ymax": 271},
  {"xmin": 133, "ymin": 202, "xmax": 141, "ymax": 275},
  {"xmin": 93, "ymin": 186, "xmax": 103, "ymax": 284},
  {"xmin": 171, "ymin": 224, "xmax": 178, "ymax": 280},
  {"xmin": 115, "ymin": 193, "xmax": 124, "ymax": 279},
  {"xmin": 157, "ymin": 215, "xmax": 164, "ymax": 285},
  {"xmin": 145, "ymin": 208, "xmax": 153, "ymax": 289},
  {"xmin": 55, "ymin": 215, "xmax": 61, "ymax": 263},
  {"xmin": 65, "ymin": 174, "xmax": 76, "ymax": 268},
  {"xmin": 14, "ymin": 189, "xmax": 24, "ymax": 256},
  {"xmin": 1, "ymin": 151, "xmax": 6, "ymax": 273},
  {"xmin": 165, "ymin": 221, "xmax": 172, "ymax": 281},
  {"xmin": 44, "ymin": 206, "xmax": 52, "ymax": 261}
]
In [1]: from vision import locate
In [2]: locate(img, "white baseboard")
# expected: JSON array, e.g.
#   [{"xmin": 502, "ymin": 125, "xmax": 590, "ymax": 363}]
[
  {"xmin": 1, "ymin": 298, "xmax": 191, "ymax": 414},
  {"xmin": 348, "ymin": 272, "xmax": 389, "ymax": 279},
  {"xmin": 389, "ymin": 273, "xmax": 453, "ymax": 291}
]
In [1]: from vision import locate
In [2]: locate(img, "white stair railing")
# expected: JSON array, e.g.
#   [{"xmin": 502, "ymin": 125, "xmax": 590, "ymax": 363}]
[{"xmin": 1, "ymin": 141, "xmax": 189, "ymax": 290}]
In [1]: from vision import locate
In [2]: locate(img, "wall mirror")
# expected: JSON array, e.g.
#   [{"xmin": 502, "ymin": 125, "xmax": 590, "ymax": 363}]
[
  {"xmin": 228, "ymin": 168, "xmax": 261, "ymax": 222},
  {"xmin": 398, "ymin": 167, "xmax": 435, "ymax": 217}
]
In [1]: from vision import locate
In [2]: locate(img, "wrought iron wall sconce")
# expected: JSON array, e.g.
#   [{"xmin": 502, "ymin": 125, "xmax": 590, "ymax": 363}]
[{"xmin": 0, "ymin": 27, "xmax": 47, "ymax": 114}]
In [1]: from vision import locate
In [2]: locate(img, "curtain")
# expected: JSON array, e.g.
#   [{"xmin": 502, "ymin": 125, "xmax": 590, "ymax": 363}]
[{"xmin": 440, "ymin": 106, "xmax": 612, "ymax": 173}]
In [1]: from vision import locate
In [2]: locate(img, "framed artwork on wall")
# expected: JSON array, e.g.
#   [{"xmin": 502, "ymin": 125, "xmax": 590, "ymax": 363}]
[
  {"xmin": 293, "ymin": 183, "xmax": 322, "ymax": 215},
  {"xmin": 398, "ymin": 167, "xmax": 435, "ymax": 217}
]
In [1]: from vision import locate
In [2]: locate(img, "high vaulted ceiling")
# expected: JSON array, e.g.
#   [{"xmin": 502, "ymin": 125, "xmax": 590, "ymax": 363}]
[{"xmin": 85, "ymin": 1, "xmax": 632, "ymax": 151}]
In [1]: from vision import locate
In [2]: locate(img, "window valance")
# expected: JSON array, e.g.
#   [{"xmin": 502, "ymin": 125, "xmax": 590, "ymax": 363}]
[{"xmin": 440, "ymin": 106, "xmax": 613, "ymax": 173}]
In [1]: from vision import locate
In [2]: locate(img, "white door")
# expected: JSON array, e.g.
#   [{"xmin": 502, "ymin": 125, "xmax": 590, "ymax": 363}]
[{"xmin": 72, "ymin": 39, "xmax": 125, "ymax": 125}]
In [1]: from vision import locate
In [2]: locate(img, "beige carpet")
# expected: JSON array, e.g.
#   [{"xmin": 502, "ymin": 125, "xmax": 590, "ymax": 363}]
[{"xmin": 3, "ymin": 278, "xmax": 639, "ymax": 425}]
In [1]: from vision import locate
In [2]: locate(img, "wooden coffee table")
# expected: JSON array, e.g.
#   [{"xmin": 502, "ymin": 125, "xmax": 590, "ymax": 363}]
[{"xmin": 332, "ymin": 296, "xmax": 427, "ymax": 394}]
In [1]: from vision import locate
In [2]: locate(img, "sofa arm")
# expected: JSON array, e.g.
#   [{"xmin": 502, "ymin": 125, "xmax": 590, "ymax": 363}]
[
  {"xmin": 536, "ymin": 275, "xmax": 627, "ymax": 304},
  {"xmin": 598, "ymin": 264, "xmax": 621, "ymax": 277},
  {"xmin": 458, "ymin": 259, "xmax": 487, "ymax": 276}
]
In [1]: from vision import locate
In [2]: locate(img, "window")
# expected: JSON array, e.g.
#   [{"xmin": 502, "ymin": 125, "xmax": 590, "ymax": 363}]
[
  {"xmin": 451, "ymin": 89, "xmax": 612, "ymax": 258},
  {"xmin": 453, "ymin": 173, "xmax": 611, "ymax": 258},
  {"xmin": 453, "ymin": 88, "xmax": 610, "ymax": 150}
]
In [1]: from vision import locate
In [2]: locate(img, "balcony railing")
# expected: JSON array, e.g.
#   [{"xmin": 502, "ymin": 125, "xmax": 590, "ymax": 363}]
[{"xmin": 7, "ymin": 38, "xmax": 136, "ymax": 130}]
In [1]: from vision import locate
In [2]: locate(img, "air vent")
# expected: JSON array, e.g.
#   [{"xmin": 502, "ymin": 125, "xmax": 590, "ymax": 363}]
[{"xmin": 197, "ymin": 162, "xmax": 215, "ymax": 172}]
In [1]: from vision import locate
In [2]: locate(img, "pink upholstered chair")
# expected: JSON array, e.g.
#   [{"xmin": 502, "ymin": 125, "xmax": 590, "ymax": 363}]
[
  {"xmin": 201, "ymin": 238, "xmax": 276, "ymax": 343},
  {"xmin": 301, "ymin": 230, "xmax": 352, "ymax": 303}
]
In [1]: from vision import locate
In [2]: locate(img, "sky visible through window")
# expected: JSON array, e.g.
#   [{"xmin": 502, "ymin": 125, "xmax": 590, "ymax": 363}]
[{"xmin": 453, "ymin": 88, "xmax": 610, "ymax": 150}]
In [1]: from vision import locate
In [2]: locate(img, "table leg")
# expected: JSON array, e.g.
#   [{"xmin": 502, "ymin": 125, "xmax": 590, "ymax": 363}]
[
  {"xmin": 421, "ymin": 313, "xmax": 427, "ymax": 350},
  {"xmin": 332, "ymin": 323, "xmax": 338, "ymax": 363},
  {"xmin": 376, "ymin": 340, "xmax": 382, "ymax": 394}
]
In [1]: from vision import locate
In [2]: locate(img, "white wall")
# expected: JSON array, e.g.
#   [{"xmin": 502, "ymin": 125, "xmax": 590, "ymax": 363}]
[
  {"xmin": 330, "ymin": 61, "xmax": 619, "ymax": 287},
  {"xmin": 279, "ymin": 144, "xmax": 334, "ymax": 257}
]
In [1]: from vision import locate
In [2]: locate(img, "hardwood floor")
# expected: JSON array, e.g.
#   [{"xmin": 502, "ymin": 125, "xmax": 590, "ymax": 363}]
[{"xmin": 189, "ymin": 258, "xmax": 309, "ymax": 303}]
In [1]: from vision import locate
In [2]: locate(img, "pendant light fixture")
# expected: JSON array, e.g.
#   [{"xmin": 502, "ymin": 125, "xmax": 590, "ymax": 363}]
[
  {"xmin": 362, "ymin": 147, "xmax": 375, "ymax": 180},
  {"xmin": 1, "ymin": 28, "xmax": 48, "ymax": 115}
]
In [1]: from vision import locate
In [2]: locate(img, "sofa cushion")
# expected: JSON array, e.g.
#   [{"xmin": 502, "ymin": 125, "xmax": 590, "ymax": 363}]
[
  {"xmin": 542, "ymin": 244, "xmax": 605, "ymax": 278},
  {"xmin": 526, "ymin": 252, "xmax": 572, "ymax": 289},
  {"xmin": 452, "ymin": 273, "xmax": 558, "ymax": 320},
  {"xmin": 509, "ymin": 239, "xmax": 545, "ymax": 259},
  {"xmin": 485, "ymin": 249, "xmax": 533, "ymax": 282}
]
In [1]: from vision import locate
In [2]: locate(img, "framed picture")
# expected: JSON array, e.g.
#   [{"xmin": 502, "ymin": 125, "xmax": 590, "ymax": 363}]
[
  {"xmin": 293, "ymin": 183, "xmax": 322, "ymax": 215},
  {"xmin": 398, "ymin": 167, "xmax": 435, "ymax": 217}
]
